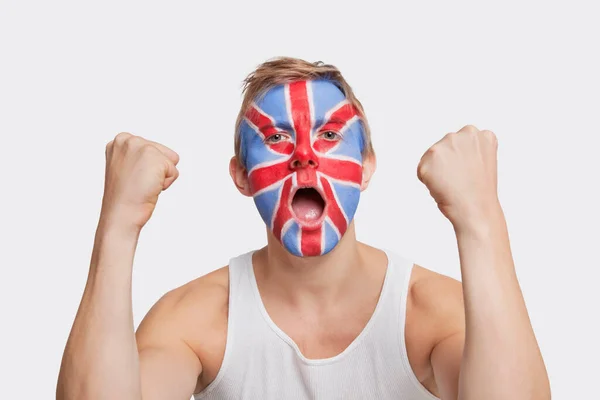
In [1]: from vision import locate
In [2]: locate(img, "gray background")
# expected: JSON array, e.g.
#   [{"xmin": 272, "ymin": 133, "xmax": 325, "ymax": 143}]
[{"xmin": 1, "ymin": 1, "xmax": 598, "ymax": 398}]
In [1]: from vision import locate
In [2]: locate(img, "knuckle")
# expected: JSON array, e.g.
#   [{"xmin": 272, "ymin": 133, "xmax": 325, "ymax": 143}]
[
  {"xmin": 482, "ymin": 129, "xmax": 496, "ymax": 139},
  {"xmin": 461, "ymin": 124, "xmax": 479, "ymax": 133},
  {"xmin": 114, "ymin": 131, "xmax": 132, "ymax": 145},
  {"xmin": 140, "ymin": 143, "xmax": 157, "ymax": 155},
  {"xmin": 126, "ymin": 135, "xmax": 143, "ymax": 147},
  {"xmin": 442, "ymin": 132, "xmax": 458, "ymax": 144},
  {"xmin": 481, "ymin": 129, "xmax": 498, "ymax": 145}
]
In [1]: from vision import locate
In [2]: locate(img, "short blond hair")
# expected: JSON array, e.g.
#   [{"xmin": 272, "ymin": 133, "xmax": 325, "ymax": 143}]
[{"xmin": 234, "ymin": 57, "xmax": 374, "ymax": 164}]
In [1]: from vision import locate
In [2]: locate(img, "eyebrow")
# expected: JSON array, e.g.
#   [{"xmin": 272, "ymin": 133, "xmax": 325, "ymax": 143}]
[
  {"xmin": 257, "ymin": 118, "xmax": 350, "ymax": 132},
  {"xmin": 259, "ymin": 122, "xmax": 293, "ymax": 131},
  {"xmin": 315, "ymin": 117, "xmax": 348, "ymax": 128}
]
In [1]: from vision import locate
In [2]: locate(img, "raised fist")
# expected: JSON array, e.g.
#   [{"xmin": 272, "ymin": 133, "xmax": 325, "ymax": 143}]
[
  {"xmin": 101, "ymin": 132, "xmax": 180, "ymax": 231},
  {"xmin": 417, "ymin": 125, "xmax": 500, "ymax": 229}
]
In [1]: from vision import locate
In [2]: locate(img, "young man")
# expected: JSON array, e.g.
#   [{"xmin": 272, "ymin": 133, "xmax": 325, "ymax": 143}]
[{"xmin": 57, "ymin": 57, "xmax": 550, "ymax": 399}]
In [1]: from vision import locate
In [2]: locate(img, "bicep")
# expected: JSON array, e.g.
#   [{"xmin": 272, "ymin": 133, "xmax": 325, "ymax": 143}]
[
  {"xmin": 430, "ymin": 331, "xmax": 464, "ymax": 400},
  {"xmin": 138, "ymin": 342, "xmax": 202, "ymax": 400},
  {"xmin": 134, "ymin": 290, "xmax": 203, "ymax": 400}
]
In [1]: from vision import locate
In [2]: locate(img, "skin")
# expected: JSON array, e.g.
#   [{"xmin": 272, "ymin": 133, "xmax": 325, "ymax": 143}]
[{"xmin": 57, "ymin": 124, "xmax": 551, "ymax": 400}]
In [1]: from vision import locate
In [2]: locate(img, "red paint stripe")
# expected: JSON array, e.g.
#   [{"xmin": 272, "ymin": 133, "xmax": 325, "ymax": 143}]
[
  {"xmin": 272, "ymin": 178, "xmax": 293, "ymax": 240},
  {"xmin": 248, "ymin": 160, "xmax": 290, "ymax": 193},
  {"xmin": 245, "ymin": 106, "xmax": 280, "ymax": 137},
  {"xmin": 269, "ymin": 141, "xmax": 294, "ymax": 155},
  {"xmin": 288, "ymin": 81, "xmax": 318, "ymax": 165},
  {"xmin": 313, "ymin": 139, "xmax": 338, "ymax": 153},
  {"xmin": 318, "ymin": 158, "xmax": 362, "ymax": 185},
  {"xmin": 300, "ymin": 226, "xmax": 322, "ymax": 256},
  {"xmin": 320, "ymin": 176, "xmax": 347, "ymax": 235},
  {"xmin": 318, "ymin": 102, "xmax": 358, "ymax": 133},
  {"xmin": 246, "ymin": 105, "xmax": 294, "ymax": 156},
  {"xmin": 288, "ymin": 81, "xmax": 312, "ymax": 140},
  {"xmin": 313, "ymin": 102, "xmax": 359, "ymax": 154}
]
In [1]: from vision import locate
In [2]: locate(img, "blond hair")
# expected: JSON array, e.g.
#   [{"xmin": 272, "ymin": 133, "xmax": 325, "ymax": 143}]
[{"xmin": 234, "ymin": 57, "xmax": 374, "ymax": 164}]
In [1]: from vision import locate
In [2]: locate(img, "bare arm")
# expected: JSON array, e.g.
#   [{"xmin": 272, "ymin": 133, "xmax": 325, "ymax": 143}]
[
  {"xmin": 428, "ymin": 209, "xmax": 550, "ymax": 399},
  {"xmin": 418, "ymin": 125, "xmax": 550, "ymax": 399},
  {"xmin": 56, "ymin": 133, "xmax": 200, "ymax": 400},
  {"xmin": 451, "ymin": 208, "xmax": 549, "ymax": 399}
]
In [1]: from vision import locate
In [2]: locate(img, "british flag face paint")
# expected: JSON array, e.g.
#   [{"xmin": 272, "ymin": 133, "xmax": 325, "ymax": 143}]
[{"xmin": 239, "ymin": 80, "xmax": 365, "ymax": 257}]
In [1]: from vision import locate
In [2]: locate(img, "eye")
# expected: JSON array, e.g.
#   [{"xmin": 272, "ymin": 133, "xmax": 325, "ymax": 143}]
[
  {"xmin": 265, "ymin": 133, "xmax": 289, "ymax": 144},
  {"xmin": 319, "ymin": 131, "xmax": 341, "ymax": 141}
]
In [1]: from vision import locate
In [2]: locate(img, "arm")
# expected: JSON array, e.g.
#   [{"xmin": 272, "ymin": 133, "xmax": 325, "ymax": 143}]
[
  {"xmin": 418, "ymin": 125, "xmax": 550, "ymax": 400},
  {"xmin": 56, "ymin": 221, "xmax": 200, "ymax": 400},
  {"xmin": 451, "ymin": 207, "xmax": 548, "ymax": 399},
  {"xmin": 429, "ymin": 209, "xmax": 550, "ymax": 399},
  {"xmin": 56, "ymin": 132, "xmax": 200, "ymax": 400}
]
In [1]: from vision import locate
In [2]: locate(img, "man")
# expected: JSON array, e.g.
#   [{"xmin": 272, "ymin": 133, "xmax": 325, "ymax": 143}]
[{"xmin": 57, "ymin": 57, "xmax": 550, "ymax": 399}]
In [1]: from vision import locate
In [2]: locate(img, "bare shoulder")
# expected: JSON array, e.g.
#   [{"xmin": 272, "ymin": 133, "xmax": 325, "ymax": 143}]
[
  {"xmin": 408, "ymin": 264, "xmax": 465, "ymax": 339},
  {"xmin": 136, "ymin": 266, "xmax": 230, "ymax": 349},
  {"xmin": 404, "ymin": 264, "xmax": 465, "ymax": 390}
]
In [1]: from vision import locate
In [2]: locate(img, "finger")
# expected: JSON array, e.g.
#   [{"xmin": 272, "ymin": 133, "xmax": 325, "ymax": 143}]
[
  {"xmin": 457, "ymin": 124, "xmax": 479, "ymax": 134},
  {"xmin": 162, "ymin": 160, "xmax": 180, "ymax": 191},
  {"xmin": 147, "ymin": 140, "xmax": 180, "ymax": 166},
  {"xmin": 105, "ymin": 140, "xmax": 113, "ymax": 158},
  {"xmin": 416, "ymin": 157, "xmax": 428, "ymax": 183}
]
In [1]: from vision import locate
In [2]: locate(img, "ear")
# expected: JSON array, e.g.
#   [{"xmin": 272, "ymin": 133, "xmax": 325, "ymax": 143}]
[
  {"xmin": 229, "ymin": 156, "xmax": 252, "ymax": 197},
  {"xmin": 360, "ymin": 152, "xmax": 377, "ymax": 191}
]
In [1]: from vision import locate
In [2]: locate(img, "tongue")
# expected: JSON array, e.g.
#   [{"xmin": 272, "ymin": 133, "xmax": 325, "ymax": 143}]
[{"xmin": 292, "ymin": 190, "xmax": 324, "ymax": 221}]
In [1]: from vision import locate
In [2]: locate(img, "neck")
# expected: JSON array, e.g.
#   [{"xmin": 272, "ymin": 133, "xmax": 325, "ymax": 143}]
[{"xmin": 253, "ymin": 222, "xmax": 374, "ymax": 308}]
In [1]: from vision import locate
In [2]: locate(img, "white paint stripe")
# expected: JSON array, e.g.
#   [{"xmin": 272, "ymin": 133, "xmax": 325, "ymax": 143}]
[
  {"xmin": 284, "ymin": 84, "xmax": 295, "ymax": 137},
  {"xmin": 314, "ymin": 99, "xmax": 350, "ymax": 132},
  {"xmin": 317, "ymin": 172, "xmax": 362, "ymax": 190},
  {"xmin": 281, "ymin": 219, "xmax": 294, "ymax": 240},
  {"xmin": 297, "ymin": 222, "xmax": 302, "ymax": 256},
  {"xmin": 307, "ymin": 81, "xmax": 317, "ymax": 146},
  {"xmin": 322, "ymin": 175, "xmax": 349, "ymax": 223},
  {"xmin": 321, "ymin": 220, "xmax": 326, "ymax": 254},
  {"xmin": 243, "ymin": 116, "xmax": 264, "ymax": 139},
  {"xmin": 252, "ymin": 102, "xmax": 277, "ymax": 125},
  {"xmin": 316, "ymin": 152, "xmax": 362, "ymax": 165},
  {"xmin": 252, "ymin": 179, "xmax": 285, "ymax": 198},
  {"xmin": 248, "ymin": 157, "xmax": 290, "ymax": 175},
  {"xmin": 269, "ymin": 180, "xmax": 285, "ymax": 231},
  {"xmin": 325, "ymin": 216, "xmax": 342, "ymax": 240}
]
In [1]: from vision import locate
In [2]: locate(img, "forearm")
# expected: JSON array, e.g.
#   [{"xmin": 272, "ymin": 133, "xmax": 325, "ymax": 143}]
[
  {"xmin": 455, "ymin": 207, "xmax": 550, "ymax": 400},
  {"xmin": 57, "ymin": 218, "xmax": 143, "ymax": 400}
]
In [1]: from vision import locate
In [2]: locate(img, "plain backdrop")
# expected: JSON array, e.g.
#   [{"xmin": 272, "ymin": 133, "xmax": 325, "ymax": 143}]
[{"xmin": 1, "ymin": 1, "xmax": 599, "ymax": 399}]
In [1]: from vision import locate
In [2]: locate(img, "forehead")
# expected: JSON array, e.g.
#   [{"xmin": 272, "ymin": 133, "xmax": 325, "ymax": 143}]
[{"xmin": 255, "ymin": 80, "xmax": 347, "ymax": 125}]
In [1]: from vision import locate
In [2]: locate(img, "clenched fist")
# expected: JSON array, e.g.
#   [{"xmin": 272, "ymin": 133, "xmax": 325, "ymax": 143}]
[
  {"xmin": 417, "ymin": 125, "xmax": 501, "ymax": 231},
  {"xmin": 101, "ymin": 132, "xmax": 180, "ymax": 231}
]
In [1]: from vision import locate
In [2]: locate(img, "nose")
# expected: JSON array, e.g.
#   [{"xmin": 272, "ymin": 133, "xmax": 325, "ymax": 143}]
[{"xmin": 289, "ymin": 144, "xmax": 319, "ymax": 170}]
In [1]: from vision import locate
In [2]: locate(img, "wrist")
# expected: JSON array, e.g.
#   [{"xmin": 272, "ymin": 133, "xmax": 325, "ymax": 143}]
[
  {"xmin": 98, "ymin": 204, "xmax": 145, "ymax": 238},
  {"xmin": 451, "ymin": 201, "xmax": 506, "ymax": 237},
  {"xmin": 90, "ymin": 215, "xmax": 141, "ymax": 278},
  {"xmin": 95, "ymin": 211, "xmax": 142, "ymax": 252}
]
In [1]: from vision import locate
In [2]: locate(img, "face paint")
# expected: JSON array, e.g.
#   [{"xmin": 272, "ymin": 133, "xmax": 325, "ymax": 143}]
[{"xmin": 239, "ymin": 80, "xmax": 365, "ymax": 257}]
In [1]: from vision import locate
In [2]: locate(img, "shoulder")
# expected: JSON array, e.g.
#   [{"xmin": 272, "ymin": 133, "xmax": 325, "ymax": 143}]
[
  {"xmin": 136, "ymin": 266, "xmax": 230, "ymax": 348},
  {"xmin": 407, "ymin": 264, "xmax": 465, "ymax": 339},
  {"xmin": 403, "ymin": 264, "xmax": 465, "ymax": 386}
]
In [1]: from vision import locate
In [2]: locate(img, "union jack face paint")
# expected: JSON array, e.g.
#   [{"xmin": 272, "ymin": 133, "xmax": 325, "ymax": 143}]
[{"xmin": 239, "ymin": 80, "xmax": 365, "ymax": 257}]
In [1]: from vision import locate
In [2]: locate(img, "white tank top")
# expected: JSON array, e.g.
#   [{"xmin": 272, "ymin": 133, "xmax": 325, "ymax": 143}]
[{"xmin": 194, "ymin": 249, "xmax": 440, "ymax": 400}]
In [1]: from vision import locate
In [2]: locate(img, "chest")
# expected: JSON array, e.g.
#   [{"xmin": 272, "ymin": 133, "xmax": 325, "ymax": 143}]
[
  {"xmin": 194, "ymin": 304, "xmax": 438, "ymax": 398},
  {"xmin": 269, "ymin": 303, "xmax": 380, "ymax": 359}
]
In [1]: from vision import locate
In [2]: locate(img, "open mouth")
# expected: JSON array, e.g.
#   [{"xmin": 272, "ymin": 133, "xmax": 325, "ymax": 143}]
[{"xmin": 290, "ymin": 187, "xmax": 326, "ymax": 228}]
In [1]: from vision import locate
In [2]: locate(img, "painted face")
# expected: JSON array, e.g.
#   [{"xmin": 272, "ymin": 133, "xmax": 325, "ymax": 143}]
[{"xmin": 239, "ymin": 79, "xmax": 365, "ymax": 257}]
